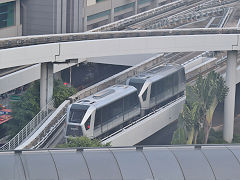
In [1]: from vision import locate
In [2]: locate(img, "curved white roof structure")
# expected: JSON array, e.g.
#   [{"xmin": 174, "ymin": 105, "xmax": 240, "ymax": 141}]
[{"xmin": 1, "ymin": 145, "xmax": 240, "ymax": 180}]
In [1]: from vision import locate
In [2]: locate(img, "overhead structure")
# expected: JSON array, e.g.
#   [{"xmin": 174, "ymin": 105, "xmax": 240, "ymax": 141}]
[
  {"xmin": 0, "ymin": 28, "xmax": 240, "ymax": 70},
  {"xmin": 1, "ymin": 145, "xmax": 240, "ymax": 180}
]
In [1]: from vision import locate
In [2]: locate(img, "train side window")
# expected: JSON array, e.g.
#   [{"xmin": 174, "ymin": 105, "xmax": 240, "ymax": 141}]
[
  {"xmin": 124, "ymin": 92, "xmax": 139, "ymax": 112},
  {"xmin": 94, "ymin": 109, "xmax": 102, "ymax": 130},
  {"xmin": 111, "ymin": 98, "xmax": 123, "ymax": 117},
  {"xmin": 85, "ymin": 116, "xmax": 91, "ymax": 130},
  {"xmin": 102, "ymin": 104, "xmax": 112, "ymax": 125},
  {"xmin": 142, "ymin": 88, "xmax": 148, "ymax": 101},
  {"xmin": 173, "ymin": 72, "xmax": 179, "ymax": 87},
  {"xmin": 150, "ymin": 82, "xmax": 157, "ymax": 99},
  {"xmin": 179, "ymin": 68, "xmax": 186, "ymax": 83}
]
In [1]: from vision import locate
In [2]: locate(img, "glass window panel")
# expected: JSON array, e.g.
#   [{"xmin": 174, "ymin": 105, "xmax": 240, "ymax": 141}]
[
  {"xmin": 124, "ymin": 92, "xmax": 139, "ymax": 112},
  {"xmin": 50, "ymin": 150, "xmax": 90, "ymax": 180},
  {"xmin": 0, "ymin": 6, "xmax": 8, "ymax": 12},
  {"xmin": 102, "ymin": 105, "xmax": 111, "ymax": 124},
  {"xmin": 114, "ymin": 2, "xmax": 134, "ymax": 12},
  {"xmin": 142, "ymin": 88, "xmax": 148, "ymax": 101},
  {"xmin": 94, "ymin": 109, "xmax": 102, "ymax": 130},
  {"xmin": 143, "ymin": 148, "xmax": 184, "ymax": 180},
  {"xmin": 0, "ymin": 152, "xmax": 25, "ymax": 180},
  {"xmin": 87, "ymin": 10, "xmax": 110, "ymax": 21},
  {"xmin": 173, "ymin": 148, "xmax": 215, "ymax": 180},
  {"xmin": 69, "ymin": 109, "xmax": 87, "ymax": 123},
  {"xmin": 83, "ymin": 149, "xmax": 122, "ymax": 180},
  {"xmin": 150, "ymin": 82, "xmax": 157, "ymax": 99},
  {"xmin": 110, "ymin": 98, "xmax": 123, "ymax": 117},
  {"xmin": 139, "ymin": 0, "xmax": 152, "ymax": 5},
  {"xmin": 112, "ymin": 149, "xmax": 153, "ymax": 180},
  {"xmin": 21, "ymin": 151, "xmax": 58, "ymax": 180},
  {"xmin": 128, "ymin": 80, "xmax": 144, "ymax": 94},
  {"xmin": 85, "ymin": 116, "xmax": 91, "ymax": 130},
  {"xmin": 0, "ymin": 2, "xmax": 15, "ymax": 28},
  {"xmin": 101, "ymin": 98, "xmax": 123, "ymax": 125},
  {"xmin": 202, "ymin": 147, "xmax": 240, "ymax": 180}
]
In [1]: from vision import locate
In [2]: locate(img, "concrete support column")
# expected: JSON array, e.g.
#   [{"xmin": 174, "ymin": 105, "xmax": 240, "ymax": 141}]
[
  {"xmin": 135, "ymin": 0, "xmax": 138, "ymax": 14},
  {"xmin": 16, "ymin": 0, "xmax": 21, "ymax": 36},
  {"xmin": 16, "ymin": 0, "xmax": 20, "ymax": 26},
  {"xmin": 40, "ymin": 63, "xmax": 54, "ymax": 109},
  {"xmin": 73, "ymin": 0, "xmax": 79, "ymax": 32},
  {"xmin": 56, "ymin": 0, "xmax": 62, "ymax": 33},
  {"xmin": 223, "ymin": 50, "xmax": 237, "ymax": 143},
  {"xmin": 83, "ymin": 0, "xmax": 88, "ymax": 32},
  {"xmin": 110, "ymin": 0, "xmax": 114, "ymax": 23},
  {"xmin": 62, "ymin": 0, "xmax": 67, "ymax": 33}
]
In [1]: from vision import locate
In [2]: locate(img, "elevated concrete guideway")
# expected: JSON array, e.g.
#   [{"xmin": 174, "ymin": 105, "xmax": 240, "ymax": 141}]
[
  {"xmin": 0, "ymin": 28, "xmax": 240, "ymax": 144},
  {"xmin": 0, "ymin": 28, "xmax": 240, "ymax": 69}
]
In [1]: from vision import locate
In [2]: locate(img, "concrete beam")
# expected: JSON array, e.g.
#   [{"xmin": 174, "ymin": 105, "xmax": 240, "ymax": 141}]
[
  {"xmin": 0, "ymin": 44, "xmax": 59, "ymax": 69},
  {"xmin": 0, "ymin": 29, "xmax": 240, "ymax": 69},
  {"xmin": 56, "ymin": 34, "xmax": 240, "ymax": 61}
]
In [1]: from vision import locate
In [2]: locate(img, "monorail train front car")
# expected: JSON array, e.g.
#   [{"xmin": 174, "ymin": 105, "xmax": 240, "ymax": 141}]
[
  {"xmin": 126, "ymin": 64, "xmax": 186, "ymax": 114},
  {"xmin": 65, "ymin": 85, "xmax": 140, "ymax": 139}
]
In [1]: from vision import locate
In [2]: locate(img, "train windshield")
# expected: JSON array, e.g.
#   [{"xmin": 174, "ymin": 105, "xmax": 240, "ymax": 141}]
[
  {"xmin": 69, "ymin": 105, "xmax": 89, "ymax": 124},
  {"xmin": 128, "ymin": 79, "xmax": 146, "ymax": 94}
]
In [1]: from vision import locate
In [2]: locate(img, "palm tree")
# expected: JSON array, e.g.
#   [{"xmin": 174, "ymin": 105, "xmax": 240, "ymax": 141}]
[
  {"xmin": 172, "ymin": 71, "xmax": 228, "ymax": 145},
  {"xmin": 193, "ymin": 71, "xmax": 228, "ymax": 143},
  {"xmin": 172, "ymin": 86, "xmax": 202, "ymax": 144}
]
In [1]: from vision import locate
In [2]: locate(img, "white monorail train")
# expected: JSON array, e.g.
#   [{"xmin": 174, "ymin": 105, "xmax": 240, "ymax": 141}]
[{"xmin": 65, "ymin": 64, "xmax": 185, "ymax": 139}]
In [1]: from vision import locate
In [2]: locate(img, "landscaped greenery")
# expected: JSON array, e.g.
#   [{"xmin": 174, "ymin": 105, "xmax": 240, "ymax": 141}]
[
  {"xmin": 4, "ymin": 80, "xmax": 76, "ymax": 138},
  {"xmin": 57, "ymin": 136, "xmax": 111, "ymax": 148},
  {"xmin": 172, "ymin": 71, "xmax": 228, "ymax": 144}
]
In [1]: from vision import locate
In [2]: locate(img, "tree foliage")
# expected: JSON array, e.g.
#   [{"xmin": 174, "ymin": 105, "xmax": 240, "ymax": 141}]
[
  {"xmin": 58, "ymin": 136, "xmax": 111, "ymax": 148},
  {"xmin": 7, "ymin": 80, "xmax": 77, "ymax": 138},
  {"xmin": 172, "ymin": 86, "xmax": 203, "ymax": 144},
  {"xmin": 53, "ymin": 80, "xmax": 77, "ymax": 107},
  {"xmin": 7, "ymin": 81, "xmax": 40, "ymax": 137},
  {"xmin": 172, "ymin": 71, "xmax": 228, "ymax": 144}
]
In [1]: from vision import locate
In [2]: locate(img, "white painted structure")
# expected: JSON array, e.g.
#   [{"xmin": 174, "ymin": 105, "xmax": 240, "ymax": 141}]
[
  {"xmin": 0, "ymin": 30, "xmax": 240, "ymax": 70},
  {"xmin": 0, "ymin": 62, "xmax": 82, "ymax": 95},
  {"xmin": 0, "ymin": 28, "xmax": 239, "ymax": 142}
]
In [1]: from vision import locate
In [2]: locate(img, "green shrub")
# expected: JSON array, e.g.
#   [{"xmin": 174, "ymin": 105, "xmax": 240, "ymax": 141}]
[{"xmin": 57, "ymin": 136, "xmax": 111, "ymax": 148}]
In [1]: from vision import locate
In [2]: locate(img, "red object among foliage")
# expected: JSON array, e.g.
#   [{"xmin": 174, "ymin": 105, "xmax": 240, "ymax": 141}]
[
  {"xmin": 0, "ymin": 115, "xmax": 12, "ymax": 125},
  {"xmin": 0, "ymin": 109, "xmax": 12, "ymax": 125},
  {"xmin": 0, "ymin": 109, "xmax": 11, "ymax": 115}
]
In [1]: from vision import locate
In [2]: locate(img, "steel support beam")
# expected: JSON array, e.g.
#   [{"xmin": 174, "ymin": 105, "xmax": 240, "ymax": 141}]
[{"xmin": 223, "ymin": 50, "xmax": 237, "ymax": 143}]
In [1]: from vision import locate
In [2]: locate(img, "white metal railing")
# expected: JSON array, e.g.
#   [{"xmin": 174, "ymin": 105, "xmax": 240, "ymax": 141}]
[
  {"xmin": 32, "ymin": 114, "xmax": 67, "ymax": 149},
  {"xmin": 147, "ymin": 6, "xmax": 225, "ymax": 29},
  {"xmin": 0, "ymin": 100, "xmax": 55, "ymax": 150}
]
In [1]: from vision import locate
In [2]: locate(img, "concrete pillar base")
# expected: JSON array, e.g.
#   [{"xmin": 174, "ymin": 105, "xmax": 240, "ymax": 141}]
[{"xmin": 223, "ymin": 50, "xmax": 237, "ymax": 143}]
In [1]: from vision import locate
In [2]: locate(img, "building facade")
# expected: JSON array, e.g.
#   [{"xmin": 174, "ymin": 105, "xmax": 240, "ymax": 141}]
[
  {"xmin": 0, "ymin": 0, "xmax": 168, "ymax": 37},
  {"xmin": 0, "ymin": 0, "xmax": 21, "ymax": 38}
]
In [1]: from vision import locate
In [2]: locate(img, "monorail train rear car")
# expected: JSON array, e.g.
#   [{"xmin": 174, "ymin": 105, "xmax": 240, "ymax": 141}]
[
  {"xmin": 126, "ymin": 64, "xmax": 185, "ymax": 114},
  {"xmin": 65, "ymin": 85, "xmax": 140, "ymax": 139}
]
